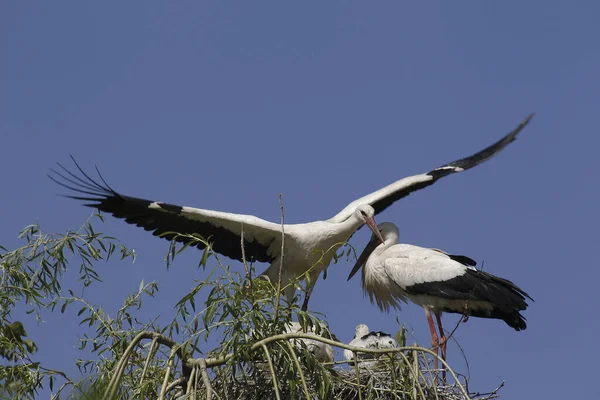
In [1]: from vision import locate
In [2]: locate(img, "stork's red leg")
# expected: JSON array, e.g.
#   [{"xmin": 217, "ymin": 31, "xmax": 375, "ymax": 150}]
[
  {"xmin": 435, "ymin": 311, "xmax": 447, "ymax": 383},
  {"xmin": 424, "ymin": 308, "xmax": 440, "ymax": 374}
]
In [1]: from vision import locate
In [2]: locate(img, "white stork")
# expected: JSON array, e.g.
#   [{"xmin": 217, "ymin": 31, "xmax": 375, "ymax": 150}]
[
  {"xmin": 343, "ymin": 324, "xmax": 397, "ymax": 368},
  {"xmin": 347, "ymin": 222, "xmax": 533, "ymax": 373},
  {"xmin": 48, "ymin": 115, "xmax": 533, "ymax": 310},
  {"xmin": 285, "ymin": 321, "xmax": 335, "ymax": 363}
]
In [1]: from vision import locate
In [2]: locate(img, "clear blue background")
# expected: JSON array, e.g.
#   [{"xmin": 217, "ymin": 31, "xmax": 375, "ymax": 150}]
[{"xmin": 1, "ymin": 2, "xmax": 597, "ymax": 398}]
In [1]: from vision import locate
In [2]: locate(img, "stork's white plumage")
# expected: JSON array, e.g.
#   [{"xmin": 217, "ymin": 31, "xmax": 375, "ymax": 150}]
[
  {"xmin": 343, "ymin": 324, "xmax": 397, "ymax": 368},
  {"xmin": 48, "ymin": 115, "xmax": 533, "ymax": 310},
  {"xmin": 285, "ymin": 321, "xmax": 335, "ymax": 363},
  {"xmin": 348, "ymin": 222, "xmax": 533, "ymax": 372}
]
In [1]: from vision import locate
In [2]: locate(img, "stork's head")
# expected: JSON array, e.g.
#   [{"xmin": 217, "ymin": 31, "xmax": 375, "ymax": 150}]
[
  {"xmin": 354, "ymin": 324, "xmax": 370, "ymax": 339},
  {"xmin": 347, "ymin": 219, "xmax": 389, "ymax": 282},
  {"xmin": 354, "ymin": 204, "xmax": 381, "ymax": 235},
  {"xmin": 374, "ymin": 222, "xmax": 399, "ymax": 241},
  {"xmin": 353, "ymin": 204, "xmax": 385, "ymax": 244}
]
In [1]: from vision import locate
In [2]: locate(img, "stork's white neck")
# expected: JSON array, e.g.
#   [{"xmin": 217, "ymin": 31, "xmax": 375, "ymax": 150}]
[
  {"xmin": 369, "ymin": 223, "xmax": 399, "ymax": 257},
  {"xmin": 335, "ymin": 211, "xmax": 371, "ymax": 237}
]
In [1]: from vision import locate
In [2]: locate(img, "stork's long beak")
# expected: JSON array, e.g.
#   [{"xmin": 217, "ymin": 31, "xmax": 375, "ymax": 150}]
[
  {"xmin": 347, "ymin": 236, "xmax": 379, "ymax": 281},
  {"xmin": 364, "ymin": 216, "xmax": 385, "ymax": 245},
  {"xmin": 347, "ymin": 218, "xmax": 385, "ymax": 281}
]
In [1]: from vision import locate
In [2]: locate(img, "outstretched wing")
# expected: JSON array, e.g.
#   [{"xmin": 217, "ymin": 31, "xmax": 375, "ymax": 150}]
[
  {"xmin": 49, "ymin": 158, "xmax": 283, "ymax": 263},
  {"xmin": 329, "ymin": 114, "xmax": 534, "ymax": 223}
]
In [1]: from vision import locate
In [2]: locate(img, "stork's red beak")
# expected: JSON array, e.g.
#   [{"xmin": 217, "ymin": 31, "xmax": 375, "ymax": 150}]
[
  {"xmin": 347, "ymin": 219, "xmax": 385, "ymax": 281},
  {"xmin": 364, "ymin": 216, "xmax": 385, "ymax": 245}
]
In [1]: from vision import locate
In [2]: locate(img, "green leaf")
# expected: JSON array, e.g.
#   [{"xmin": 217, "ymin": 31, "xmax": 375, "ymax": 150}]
[
  {"xmin": 204, "ymin": 303, "xmax": 217, "ymax": 327},
  {"xmin": 23, "ymin": 339, "xmax": 37, "ymax": 353},
  {"xmin": 199, "ymin": 246, "xmax": 210, "ymax": 269},
  {"xmin": 189, "ymin": 295, "xmax": 196, "ymax": 312}
]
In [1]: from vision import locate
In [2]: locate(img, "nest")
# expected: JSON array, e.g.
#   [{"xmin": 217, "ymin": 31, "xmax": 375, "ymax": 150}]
[{"xmin": 205, "ymin": 344, "xmax": 504, "ymax": 400}]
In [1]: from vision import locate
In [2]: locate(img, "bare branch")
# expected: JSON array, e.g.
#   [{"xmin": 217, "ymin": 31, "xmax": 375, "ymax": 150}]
[
  {"xmin": 240, "ymin": 223, "xmax": 252, "ymax": 286},
  {"xmin": 199, "ymin": 358, "xmax": 213, "ymax": 399},
  {"xmin": 273, "ymin": 193, "xmax": 285, "ymax": 321}
]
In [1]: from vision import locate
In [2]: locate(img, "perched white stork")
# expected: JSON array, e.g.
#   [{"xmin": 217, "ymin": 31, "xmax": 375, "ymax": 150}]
[
  {"xmin": 343, "ymin": 324, "xmax": 397, "ymax": 368},
  {"xmin": 48, "ymin": 115, "xmax": 533, "ymax": 310},
  {"xmin": 347, "ymin": 222, "xmax": 533, "ymax": 372}
]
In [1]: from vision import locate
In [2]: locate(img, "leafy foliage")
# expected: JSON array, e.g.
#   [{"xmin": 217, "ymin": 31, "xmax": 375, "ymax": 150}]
[
  {"xmin": 0, "ymin": 215, "xmax": 135, "ymax": 398},
  {"xmin": 1, "ymin": 215, "xmax": 501, "ymax": 399}
]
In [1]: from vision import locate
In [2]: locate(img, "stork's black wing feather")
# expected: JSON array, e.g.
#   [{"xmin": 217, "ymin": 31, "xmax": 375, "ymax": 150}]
[
  {"xmin": 49, "ymin": 157, "xmax": 277, "ymax": 263},
  {"xmin": 370, "ymin": 114, "xmax": 534, "ymax": 215},
  {"xmin": 405, "ymin": 269, "xmax": 533, "ymax": 330},
  {"xmin": 447, "ymin": 254, "xmax": 477, "ymax": 267}
]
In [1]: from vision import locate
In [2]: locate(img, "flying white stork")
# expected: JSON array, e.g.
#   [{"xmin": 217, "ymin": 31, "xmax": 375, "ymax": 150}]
[
  {"xmin": 48, "ymin": 115, "xmax": 533, "ymax": 311},
  {"xmin": 347, "ymin": 222, "xmax": 533, "ymax": 373},
  {"xmin": 343, "ymin": 324, "xmax": 397, "ymax": 368}
]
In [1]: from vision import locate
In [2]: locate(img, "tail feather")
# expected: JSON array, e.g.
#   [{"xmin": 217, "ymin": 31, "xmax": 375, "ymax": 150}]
[
  {"xmin": 409, "ymin": 268, "xmax": 533, "ymax": 331},
  {"xmin": 459, "ymin": 308, "xmax": 528, "ymax": 331}
]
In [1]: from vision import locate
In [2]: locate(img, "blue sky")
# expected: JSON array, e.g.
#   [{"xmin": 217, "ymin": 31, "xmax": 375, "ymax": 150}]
[{"xmin": 1, "ymin": 2, "xmax": 598, "ymax": 398}]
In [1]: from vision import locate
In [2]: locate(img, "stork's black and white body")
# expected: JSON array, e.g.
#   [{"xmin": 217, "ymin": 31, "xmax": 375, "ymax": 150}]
[
  {"xmin": 48, "ymin": 115, "xmax": 533, "ymax": 310},
  {"xmin": 343, "ymin": 324, "xmax": 397, "ymax": 368},
  {"xmin": 348, "ymin": 222, "xmax": 533, "ymax": 372}
]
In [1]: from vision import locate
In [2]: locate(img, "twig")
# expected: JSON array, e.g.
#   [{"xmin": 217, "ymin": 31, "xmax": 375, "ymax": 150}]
[
  {"xmin": 353, "ymin": 352, "xmax": 363, "ymax": 400},
  {"xmin": 193, "ymin": 366, "xmax": 199, "ymax": 399},
  {"xmin": 439, "ymin": 315, "xmax": 466, "ymax": 349},
  {"xmin": 284, "ymin": 341, "xmax": 311, "ymax": 400},
  {"xmin": 139, "ymin": 337, "xmax": 158, "ymax": 385},
  {"xmin": 261, "ymin": 343, "xmax": 282, "ymax": 400},
  {"xmin": 273, "ymin": 193, "xmax": 285, "ymax": 321},
  {"xmin": 186, "ymin": 366, "xmax": 197, "ymax": 395},
  {"xmin": 441, "ymin": 314, "xmax": 472, "ymax": 383},
  {"xmin": 240, "ymin": 223, "xmax": 253, "ymax": 288},
  {"xmin": 157, "ymin": 347, "xmax": 178, "ymax": 400},
  {"xmin": 437, "ymin": 314, "xmax": 467, "ymax": 385},
  {"xmin": 164, "ymin": 377, "xmax": 186, "ymax": 396},
  {"xmin": 454, "ymin": 337, "xmax": 471, "ymax": 384},
  {"xmin": 199, "ymin": 358, "xmax": 213, "ymax": 399},
  {"xmin": 335, "ymin": 375, "xmax": 413, "ymax": 397},
  {"xmin": 105, "ymin": 330, "xmax": 194, "ymax": 399},
  {"xmin": 471, "ymin": 381, "xmax": 504, "ymax": 399},
  {"xmin": 395, "ymin": 348, "xmax": 427, "ymax": 400},
  {"xmin": 49, "ymin": 381, "xmax": 73, "ymax": 400},
  {"xmin": 35, "ymin": 364, "xmax": 73, "ymax": 390},
  {"xmin": 386, "ymin": 353, "xmax": 398, "ymax": 398},
  {"xmin": 412, "ymin": 345, "xmax": 419, "ymax": 400},
  {"xmin": 106, "ymin": 331, "xmax": 182, "ymax": 399},
  {"xmin": 32, "ymin": 365, "xmax": 72, "ymax": 381}
]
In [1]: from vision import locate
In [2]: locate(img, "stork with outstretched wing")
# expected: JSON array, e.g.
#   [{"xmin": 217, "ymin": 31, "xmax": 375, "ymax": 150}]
[{"xmin": 49, "ymin": 114, "xmax": 534, "ymax": 310}]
